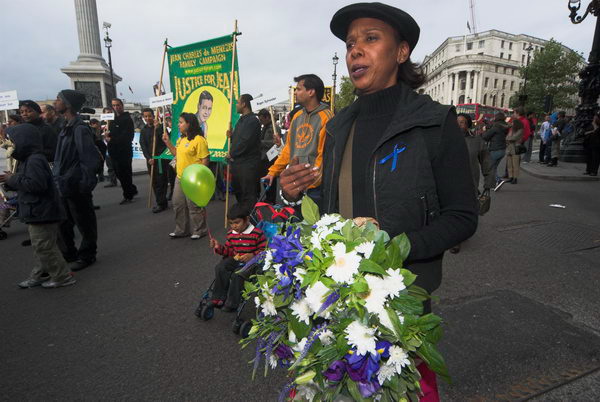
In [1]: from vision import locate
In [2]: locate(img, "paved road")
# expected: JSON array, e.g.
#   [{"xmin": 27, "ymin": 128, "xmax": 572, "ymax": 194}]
[{"xmin": 1, "ymin": 167, "xmax": 599, "ymax": 401}]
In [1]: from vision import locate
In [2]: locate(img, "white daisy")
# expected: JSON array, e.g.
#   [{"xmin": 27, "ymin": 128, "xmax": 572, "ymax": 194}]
[
  {"xmin": 290, "ymin": 298, "xmax": 312, "ymax": 325},
  {"xmin": 325, "ymin": 242, "xmax": 361, "ymax": 284},
  {"xmin": 316, "ymin": 214, "xmax": 340, "ymax": 227},
  {"xmin": 319, "ymin": 329, "xmax": 335, "ymax": 346},
  {"xmin": 259, "ymin": 294, "xmax": 277, "ymax": 316},
  {"xmin": 383, "ymin": 268, "xmax": 406, "ymax": 298},
  {"xmin": 263, "ymin": 250, "xmax": 273, "ymax": 270},
  {"xmin": 377, "ymin": 363, "xmax": 396, "ymax": 385},
  {"xmin": 388, "ymin": 346, "xmax": 410, "ymax": 374},
  {"xmin": 355, "ymin": 241, "xmax": 375, "ymax": 259},
  {"xmin": 269, "ymin": 354, "xmax": 278, "ymax": 369},
  {"xmin": 293, "ymin": 267, "xmax": 307, "ymax": 282},
  {"xmin": 305, "ymin": 281, "xmax": 330, "ymax": 314},
  {"xmin": 345, "ymin": 321, "xmax": 377, "ymax": 356}
]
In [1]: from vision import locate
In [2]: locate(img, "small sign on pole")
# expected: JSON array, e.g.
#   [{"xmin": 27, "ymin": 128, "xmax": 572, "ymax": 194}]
[
  {"xmin": 101, "ymin": 113, "xmax": 115, "ymax": 121},
  {"xmin": 0, "ymin": 90, "xmax": 18, "ymax": 111},
  {"xmin": 149, "ymin": 92, "xmax": 173, "ymax": 108}
]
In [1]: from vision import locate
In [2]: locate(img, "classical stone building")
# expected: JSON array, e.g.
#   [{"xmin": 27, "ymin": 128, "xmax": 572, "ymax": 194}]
[{"xmin": 419, "ymin": 30, "xmax": 560, "ymax": 109}]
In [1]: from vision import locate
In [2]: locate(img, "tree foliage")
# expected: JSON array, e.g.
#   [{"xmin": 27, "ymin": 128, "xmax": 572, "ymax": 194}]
[
  {"xmin": 334, "ymin": 76, "xmax": 356, "ymax": 111},
  {"xmin": 510, "ymin": 39, "xmax": 583, "ymax": 114}
]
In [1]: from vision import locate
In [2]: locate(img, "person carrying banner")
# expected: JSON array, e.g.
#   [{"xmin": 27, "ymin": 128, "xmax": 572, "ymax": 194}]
[
  {"xmin": 162, "ymin": 112, "xmax": 210, "ymax": 239},
  {"xmin": 106, "ymin": 98, "xmax": 138, "ymax": 204},
  {"xmin": 140, "ymin": 108, "xmax": 169, "ymax": 213},
  {"xmin": 53, "ymin": 89, "xmax": 101, "ymax": 272},
  {"xmin": 261, "ymin": 75, "xmax": 333, "ymax": 205},
  {"xmin": 228, "ymin": 94, "xmax": 261, "ymax": 207}
]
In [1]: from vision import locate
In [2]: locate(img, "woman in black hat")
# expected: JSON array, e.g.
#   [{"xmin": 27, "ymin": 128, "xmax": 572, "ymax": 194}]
[{"xmin": 281, "ymin": 3, "xmax": 477, "ymax": 304}]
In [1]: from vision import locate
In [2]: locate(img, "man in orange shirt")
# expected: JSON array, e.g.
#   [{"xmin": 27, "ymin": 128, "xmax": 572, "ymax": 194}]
[{"xmin": 261, "ymin": 74, "xmax": 333, "ymax": 204}]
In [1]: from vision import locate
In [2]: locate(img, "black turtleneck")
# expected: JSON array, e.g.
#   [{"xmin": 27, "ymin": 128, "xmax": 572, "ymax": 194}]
[{"xmin": 352, "ymin": 84, "xmax": 403, "ymax": 216}]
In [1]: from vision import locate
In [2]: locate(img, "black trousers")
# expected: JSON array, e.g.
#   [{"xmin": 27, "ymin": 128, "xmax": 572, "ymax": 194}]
[
  {"xmin": 213, "ymin": 257, "xmax": 245, "ymax": 308},
  {"xmin": 110, "ymin": 151, "xmax": 137, "ymax": 199},
  {"xmin": 95, "ymin": 141, "xmax": 107, "ymax": 178},
  {"xmin": 231, "ymin": 161, "xmax": 259, "ymax": 208},
  {"xmin": 539, "ymin": 142, "xmax": 547, "ymax": 162},
  {"xmin": 586, "ymin": 142, "xmax": 600, "ymax": 174},
  {"xmin": 147, "ymin": 159, "xmax": 169, "ymax": 208},
  {"xmin": 260, "ymin": 159, "xmax": 277, "ymax": 204},
  {"xmin": 58, "ymin": 193, "xmax": 97, "ymax": 263}
]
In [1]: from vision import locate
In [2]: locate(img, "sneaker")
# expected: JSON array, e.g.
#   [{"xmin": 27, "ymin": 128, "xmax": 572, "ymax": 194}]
[
  {"xmin": 190, "ymin": 233, "xmax": 207, "ymax": 240},
  {"xmin": 493, "ymin": 180, "xmax": 507, "ymax": 192},
  {"xmin": 18, "ymin": 278, "xmax": 46, "ymax": 289},
  {"xmin": 21, "ymin": 239, "xmax": 32, "ymax": 247},
  {"xmin": 69, "ymin": 259, "xmax": 95, "ymax": 272},
  {"xmin": 42, "ymin": 275, "xmax": 76, "ymax": 288},
  {"xmin": 119, "ymin": 198, "xmax": 133, "ymax": 205},
  {"xmin": 169, "ymin": 232, "xmax": 188, "ymax": 239}
]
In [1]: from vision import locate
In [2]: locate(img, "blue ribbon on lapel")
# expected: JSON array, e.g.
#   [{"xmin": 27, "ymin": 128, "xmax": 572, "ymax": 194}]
[{"xmin": 379, "ymin": 143, "xmax": 407, "ymax": 172}]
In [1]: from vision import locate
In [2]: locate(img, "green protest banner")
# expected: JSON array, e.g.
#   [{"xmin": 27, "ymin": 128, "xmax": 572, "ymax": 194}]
[{"xmin": 162, "ymin": 34, "xmax": 240, "ymax": 161}]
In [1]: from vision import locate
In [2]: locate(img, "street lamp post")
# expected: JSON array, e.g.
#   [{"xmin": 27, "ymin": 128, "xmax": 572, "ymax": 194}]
[
  {"xmin": 562, "ymin": 0, "xmax": 600, "ymax": 162},
  {"xmin": 332, "ymin": 53, "xmax": 339, "ymax": 111},
  {"xmin": 520, "ymin": 43, "xmax": 534, "ymax": 106},
  {"xmin": 103, "ymin": 22, "xmax": 116, "ymax": 101}
]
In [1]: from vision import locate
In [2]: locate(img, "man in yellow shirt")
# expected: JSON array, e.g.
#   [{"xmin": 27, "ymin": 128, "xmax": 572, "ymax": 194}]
[{"xmin": 261, "ymin": 74, "xmax": 333, "ymax": 203}]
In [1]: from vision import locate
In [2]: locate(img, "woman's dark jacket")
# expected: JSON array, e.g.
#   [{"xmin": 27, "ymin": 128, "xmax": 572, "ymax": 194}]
[
  {"xmin": 52, "ymin": 116, "xmax": 100, "ymax": 197},
  {"xmin": 482, "ymin": 121, "xmax": 509, "ymax": 151},
  {"xmin": 320, "ymin": 84, "xmax": 478, "ymax": 294},
  {"xmin": 5, "ymin": 124, "xmax": 64, "ymax": 224}
]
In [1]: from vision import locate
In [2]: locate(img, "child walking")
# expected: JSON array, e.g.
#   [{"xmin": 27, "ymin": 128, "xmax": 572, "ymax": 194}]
[
  {"xmin": 209, "ymin": 203, "xmax": 266, "ymax": 311},
  {"xmin": 0, "ymin": 124, "xmax": 75, "ymax": 289}
]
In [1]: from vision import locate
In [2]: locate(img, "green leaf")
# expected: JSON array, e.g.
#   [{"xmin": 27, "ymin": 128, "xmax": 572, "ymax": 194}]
[
  {"xmin": 407, "ymin": 285, "xmax": 430, "ymax": 302},
  {"xmin": 417, "ymin": 340, "xmax": 451, "ymax": 384},
  {"xmin": 386, "ymin": 307, "xmax": 404, "ymax": 339},
  {"xmin": 417, "ymin": 314, "xmax": 442, "ymax": 332},
  {"xmin": 400, "ymin": 269, "xmax": 417, "ymax": 287},
  {"xmin": 289, "ymin": 315, "xmax": 310, "ymax": 340},
  {"xmin": 301, "ymin": 270, "xmax": 319, "ymax": 287},
  {"xmin": 350, "ymin": 277, "xmax": 369, "ymax": 293},
  {"xmin": 341, "ymin": 221, "xmax": 354, "ymax": 240},
  {"xmin": 425, "ymin": 324, "xmax": 443, "ymax": 344},
  {"xmin": 301, "ymin": 196, "xmax": 320, "ymax": 225},
  {"xmin": 389, "ymin": 294, "xmax": 424, "ymax": 316},
  {"xmin": 391, "ymin": 233, "xmax": 411, "ymax": 262},
  {"xmin": 346, "ymin": 381, "xmax": 365, "ymax": 402},
  {"xmin": 386, "ymin": 239, "xmax": 402, "ymax": 269},
  {"xmin": 359, "ymin": 259, "xmax": 387, "ymax": 276},
  {"xmin": 336, "ymin": 334, "xmax": 350, "ymax": 355}
]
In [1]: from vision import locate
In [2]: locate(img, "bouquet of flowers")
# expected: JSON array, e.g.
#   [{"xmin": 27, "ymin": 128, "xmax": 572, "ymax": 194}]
[{"xmin": 241, "ymin": 198, "xmax": 449, "ymax": 401}]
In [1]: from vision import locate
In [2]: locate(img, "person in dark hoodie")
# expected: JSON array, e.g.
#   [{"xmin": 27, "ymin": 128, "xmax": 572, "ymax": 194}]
[
  {"xmin": 53, "ymin": 89, "xmax": 101, "ymax": 272},
  {"xmin": 482, "ymin": 112, "xmax": 509, "ymax": 184},
  {"xmin": 19, "ymin": 100, "xmax": 57, "ymax": 162},
  {"xmin": 280, "ymin": 3, "xmax": 478, "ymax": 306},
  {"xmin": 106, "ymin": 98, "xmax": 138, "ymax": 204},
  {"xmin": 0, "ymin": 124, "xmax": 75, "ymax": 288},
  {"xmin": 140, "ymin": 108, "xmax": 168, "ymax": 213}
]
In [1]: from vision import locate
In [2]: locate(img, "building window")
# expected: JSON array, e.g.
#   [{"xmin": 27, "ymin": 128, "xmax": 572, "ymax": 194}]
[
  {"xmin": 508, "ymin": 54, "xmax": 512, "ymax": 60},
  {"xmin": 509, "ymin": 42, "xmax": 513, "ymax": 50},
  {"xmin": 522, "ymin": 55, "xmax": 526, "ymax": 64},
  {"xmin": 492, "ymin": 95, "xmax": 497, "ymax": 107},
  {"xmin": 467, "ymin": 42, "xmax": 473, "ymax": 50},
  {"xmin": 501, "ymin": 94, "xmax": 505, "ymax": 108},
  {"xmin": 484, "ymin": 77, "xmax": 489, "ymax": 87},
  {"xmin": 479, "ymin": 40, "xmax": 485, "ymax": 48},
  {"xmin": 501, "ymin": 40, "xmax": 505, "ymax": 48},
  {"xmin": 510, "ymin": 81, "xmax": 515, "ymax": 90},
  {"xmin": 460, "ymin": 79, "xmax": 466, "ymax": 91},
  {"xmin": 504, "ymin": 67, "xmax": 508, "ymax": 74},
  {"xmin": 502, "ymin": 80, "xmax": 507, "ymax": 89},
  {"xmin": 483, "ymin": 94, "xmax": 488, "ymax": 105},
  {"xmin": 494, "ymin": 78, "xmax": 498, "ymax": 88},
  {"xmin": 456, "ymin": 44, "xmax": 461, "ymax": 52},
  {"xmin": 459, "ymin": 95, "xmax": 465, "ymax": 104},
  {"xmin": 500, "ymin": 52, "xmax": 504, "ymax": 58},
  {"xmin": 495, "ymin": 66, "xmax": 499, "ymax": 73},
  {"xmin": 512, "ymin": 68, "xmax": 516, "ymax": 75},
  {"xmin": 523, "ymin": 43, "xmax": 527, "ymax": 50},
  {"xmin": 452, "ymin": 75, "xmax": 455, "ymax": 90},
  {"xmin": 470, "ymin": 74, "xmax": 474, "ymax": 89}
]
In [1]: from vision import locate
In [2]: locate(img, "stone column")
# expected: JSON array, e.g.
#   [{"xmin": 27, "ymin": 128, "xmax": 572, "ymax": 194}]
[
  {"xmin": 464, "ymin": 71, "xmax": 470, "ymax": 103},
  {"xmin": 75, "ymin": 0, "xmax": 103, "ymax": 61},
  {"xmin": 473, "ymin": 71, "xmax": 480, "ymax": 104}
]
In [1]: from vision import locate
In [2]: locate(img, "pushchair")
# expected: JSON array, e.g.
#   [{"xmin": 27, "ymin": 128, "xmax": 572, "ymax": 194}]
[
  {"xmin": 194, "ymin": 183, "xmax": 298, "ymax": 338},
  {"xmin": 0, "ymin": 186, "xmax": 18, "ymax": 241}
]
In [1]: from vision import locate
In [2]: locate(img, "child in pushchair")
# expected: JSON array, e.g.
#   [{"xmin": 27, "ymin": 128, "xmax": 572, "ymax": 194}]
[{"xmin": 195, "ymin": 190, "xmax": 297, "ymax": 337}]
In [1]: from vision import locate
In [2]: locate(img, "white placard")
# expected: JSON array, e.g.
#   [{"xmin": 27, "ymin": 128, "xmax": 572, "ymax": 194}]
[
  {"xmin": 0, "ymin": 90, "xmax": 18, "ymax": 111},
  {"xmin": 149, "ymin": 92, "xmax": 173, "ymax": 108},
  {"xmin": 266, "ymin": 144, "xmax": 283, "ymax": 161},
  {"xmin": 101, "ymin": 113, "xmax": 115, "ymax": 121}
]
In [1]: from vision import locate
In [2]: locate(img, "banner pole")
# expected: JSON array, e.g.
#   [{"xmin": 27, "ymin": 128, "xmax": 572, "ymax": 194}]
[
  {"xmin": 148, "ymin": 38, "xmax": 169, "ymax": 209},
  {"xmin": 224, "ymin": 21, "xmax": 239, "ymax": 228}
]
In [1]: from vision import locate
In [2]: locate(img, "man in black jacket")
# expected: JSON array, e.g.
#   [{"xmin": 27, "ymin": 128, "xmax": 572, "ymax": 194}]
[
  {"xmin": 41, "ymin": 104, "xmax": 66, "ymax": 139},
  {"xmin": 228, "ymin": 94, "xmax": 261, "ymax": 206},
  {"xmin": 106, "ymin": 98, "xmax": 138, "ymax": 204},
  {"xmin": 53, "ymin": 89, "xmax": 101, "ymax": 272},
  {"xmin": 140, "ymin": 108, "xmax": 168, "ymax": 213},
  {"xmin": 19, "ymin": 100, "xmax": 57, "ymax": 162},
  {"xmin": 0, "ymin": 123, "xmax": 75, "ymax": 288}
]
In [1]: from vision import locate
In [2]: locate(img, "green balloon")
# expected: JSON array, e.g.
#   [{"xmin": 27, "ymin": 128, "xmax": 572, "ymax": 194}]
[{"xmin": 180, "ymin": 164, "xmax": 216, "ymax": 207}]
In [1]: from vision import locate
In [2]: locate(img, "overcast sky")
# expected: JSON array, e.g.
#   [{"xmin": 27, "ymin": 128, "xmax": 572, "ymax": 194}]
[{"xmin": 0, "ymin": 0, "xmax": 593, "ymax": 105}]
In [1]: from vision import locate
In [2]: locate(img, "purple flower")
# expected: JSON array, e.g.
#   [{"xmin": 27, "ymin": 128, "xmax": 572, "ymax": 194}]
[
  {"xmin": 274, "ymin": 343, "xmax": 294, "ymax": 360},
  {"xmin": 357, "ymin": 379, "xmax": 381, "ymax": 398},
  {"xmin": 345, "ymin": 351, "xmax": 380, "ymax": 383},
  {"xmin": 317, "ymin": 291, "xmax": 340, "ymax": 315},
  {"xmin": 323, "ymin": 360, "xmax": 346, "ymax": 382}
]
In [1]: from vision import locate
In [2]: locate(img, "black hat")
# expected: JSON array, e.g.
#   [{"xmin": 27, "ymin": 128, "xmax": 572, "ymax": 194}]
[
  {"xmin": 330, "ymin": 2, "xmax": 420, "ymax": 53},
  {"xmin": 58, "ymin": 89, "xmax": 86, "ymax": 113},
  {"xmin": 19, "ymin": 100, "xmax": 42, "ymax": 114}
]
